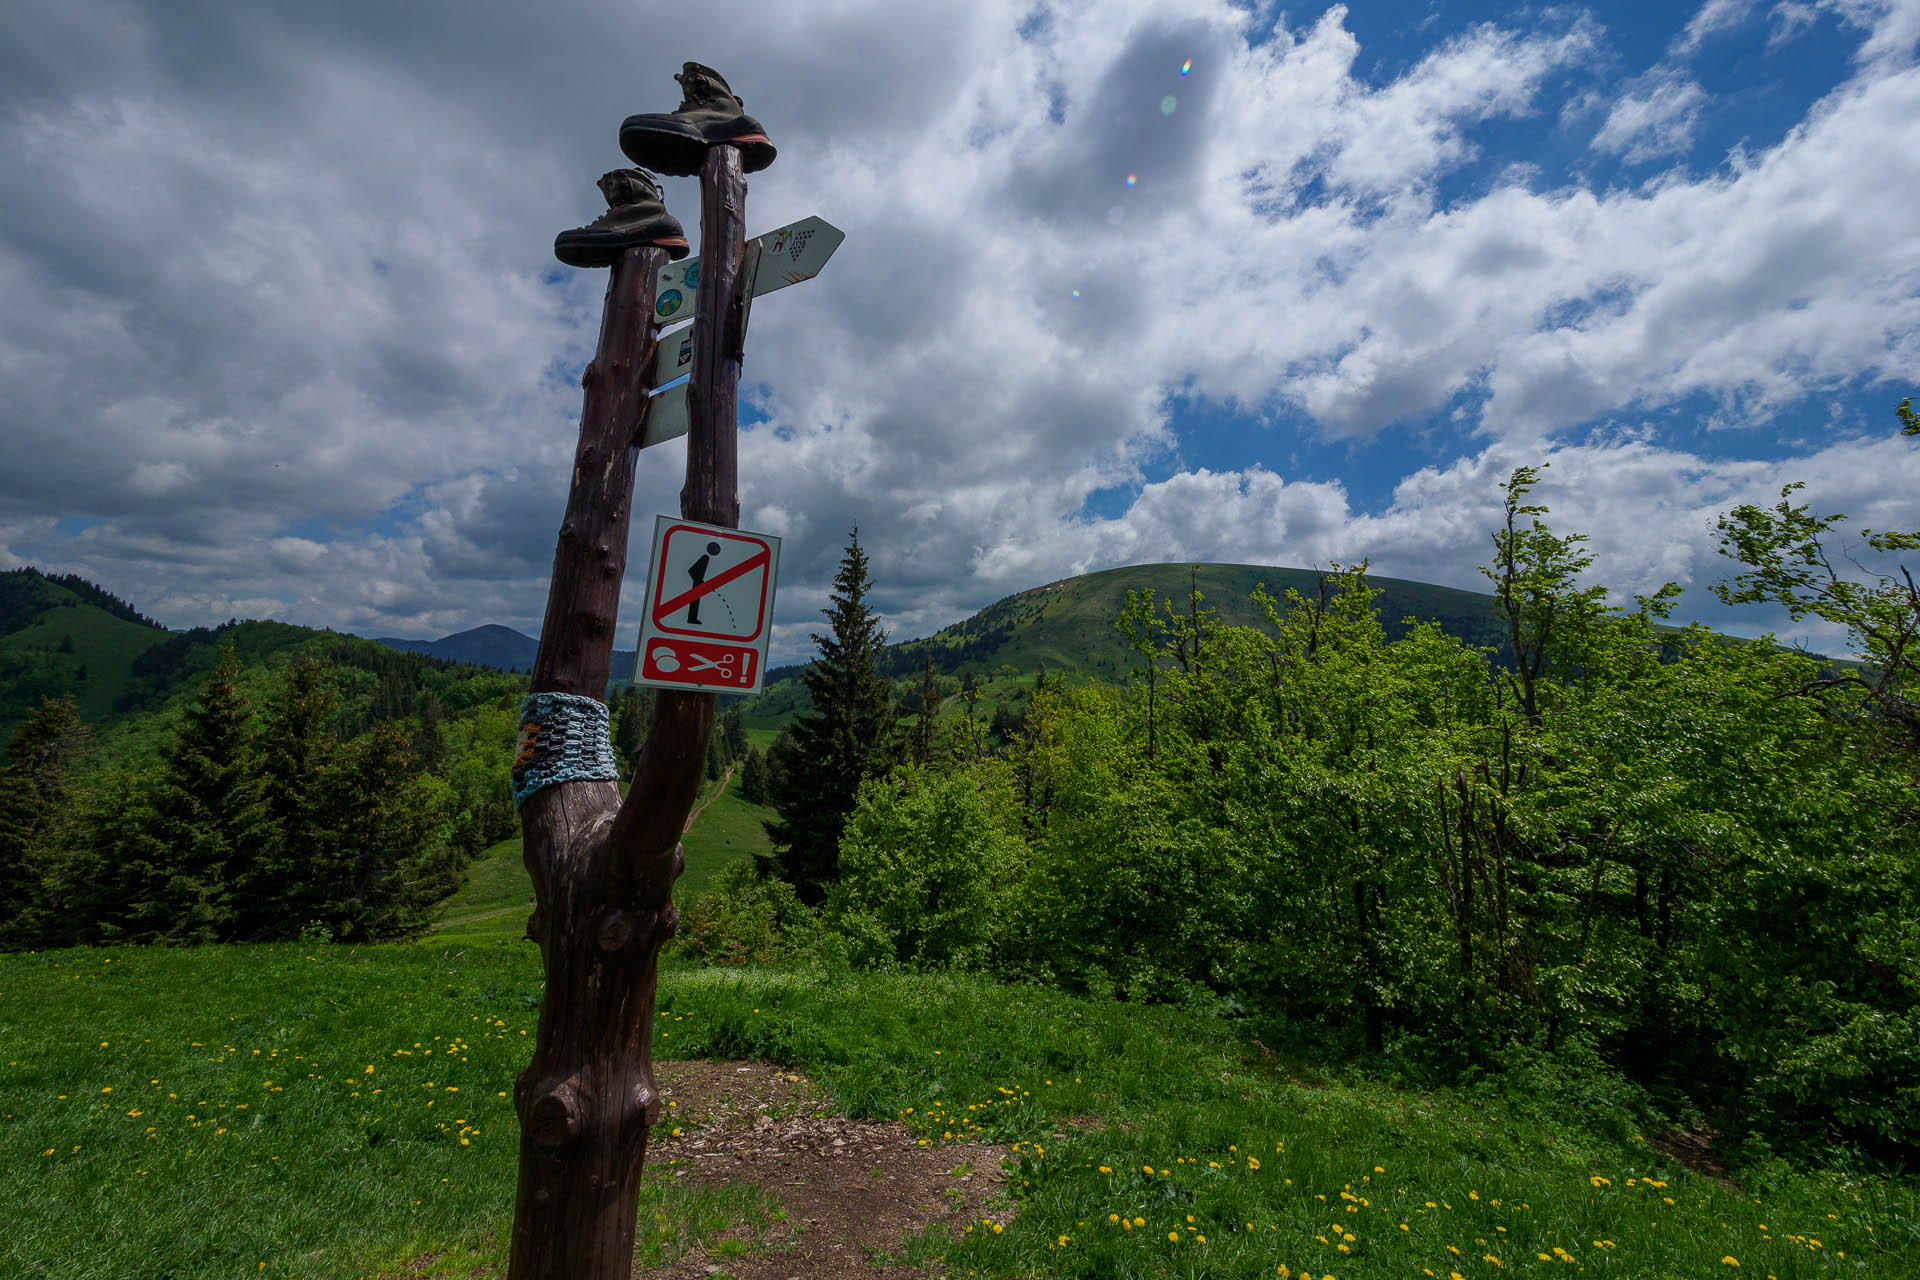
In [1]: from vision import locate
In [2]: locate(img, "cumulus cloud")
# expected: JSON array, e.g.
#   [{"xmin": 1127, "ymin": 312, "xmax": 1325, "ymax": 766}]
[
  {"xmin": 1, "ymin": 0, "xmax": 1915, "ymax": 666},
  {"xmin": 1592, "ymin": 70, "xmax": 1708, "ymax": 162}
]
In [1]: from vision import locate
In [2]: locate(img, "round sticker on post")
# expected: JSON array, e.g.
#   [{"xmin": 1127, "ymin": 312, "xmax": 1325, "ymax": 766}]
[{"xmin": 655, "ymin": 288, "xmax": 684, "ymax": 319}]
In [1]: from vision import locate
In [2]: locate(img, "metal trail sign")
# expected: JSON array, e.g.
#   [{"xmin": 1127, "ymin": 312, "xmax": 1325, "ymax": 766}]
[
  {"xmin": 632, "ymin": 515, "xmax": 781, "ymax": 693},
  {"xmin": 636, "ymin": 215, "xmax": 842, "ymax": 448},
  {"xmin": 650, "ymin": 215, "xmax": 844, "ymax": 324}
]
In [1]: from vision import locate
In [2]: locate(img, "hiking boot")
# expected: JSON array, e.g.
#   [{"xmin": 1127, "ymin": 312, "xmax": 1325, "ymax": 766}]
[
  {"xmin": 619, "ymin": 62, "xmax": 776, "ymax": 176},
  {"xmin": 553, "ymin": 168, "xmax": 690, "ymax": 268}
]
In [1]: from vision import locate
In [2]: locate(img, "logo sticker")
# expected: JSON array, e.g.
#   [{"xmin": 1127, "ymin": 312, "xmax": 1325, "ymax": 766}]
[
  {"xmin": 683, "ymin": 262, "xmax": 700, "ymax": 290},
  {"xmin": 655, "ymin": 288, "xmax": 683, "ymax": 318}
]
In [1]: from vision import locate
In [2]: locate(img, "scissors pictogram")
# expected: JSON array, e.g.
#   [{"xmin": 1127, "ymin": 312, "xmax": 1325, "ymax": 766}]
[{"xmin": 687, "ymin": 652, "xmax": 735, "ymax": 678}]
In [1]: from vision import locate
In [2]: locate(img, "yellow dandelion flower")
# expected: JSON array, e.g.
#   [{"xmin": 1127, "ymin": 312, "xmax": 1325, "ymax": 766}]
[{"xmin": 1721, "ymin": 1257, "xmax": 1739, "ymax": 1267}]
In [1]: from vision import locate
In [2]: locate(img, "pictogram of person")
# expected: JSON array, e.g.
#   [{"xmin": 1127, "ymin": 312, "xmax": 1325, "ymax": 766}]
[{"xmin": 686, "ymin": 540, "xmax": 722, "ymax": 624}]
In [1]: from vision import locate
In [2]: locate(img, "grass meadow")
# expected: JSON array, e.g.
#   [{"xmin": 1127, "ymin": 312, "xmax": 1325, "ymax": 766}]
[{"xmin": 5, "ymin": 813, "xmax": 1915, "ymax": 1277}]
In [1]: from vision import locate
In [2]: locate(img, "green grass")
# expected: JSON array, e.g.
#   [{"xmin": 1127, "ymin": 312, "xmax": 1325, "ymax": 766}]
[
  {"xmin": 677, "ymin": 784, "xmax": 775, "ymax": 904},
  {"xmin": 0, "ymin": 945, "xmax": 792, "ymax": 1278},
  {"xmin": 4, "ymin": 945, "xmax": 1912, "ymax": 1279},
  {"xmin": 0, "ymin": 601, "xmax": 173, "ymax": 752},
  {"xmin": 424, "ymin": 774, "xmax": 771, "ymax": 948}
]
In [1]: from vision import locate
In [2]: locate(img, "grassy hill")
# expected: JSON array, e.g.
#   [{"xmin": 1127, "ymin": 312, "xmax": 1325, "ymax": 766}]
[
  {"xmin": 0, "ymin": 569, "xmax": 173, "ymax": 749},
  {"xmin": 426, "ymin": 773, "xmax": 774, "ymax": 948},
  {"xmin": 2, "ymin": 936, "xmax": 1909, "ymax": 1277},
  {"xmin": 741, "ymin": 559, "xmax": 1862, "ymax": 736},
  {"xmin": 742, "ymin": 560, "xmax": 1511, "ymax": 732}
]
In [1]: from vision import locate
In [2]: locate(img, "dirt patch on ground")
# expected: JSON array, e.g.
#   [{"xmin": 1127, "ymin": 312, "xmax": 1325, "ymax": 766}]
[
  {"xmin": 636, "ymin": 1059, "xmax": 1014, "ymax": 1279},
  {"xmin": 1646, "ymin": 1126, "xmax": 1741, "ymax": 1191}
]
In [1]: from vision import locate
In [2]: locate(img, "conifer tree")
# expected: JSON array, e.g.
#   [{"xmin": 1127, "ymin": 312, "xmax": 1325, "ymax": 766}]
[
  {"xmin": 720, "ymin": 706, "xmax": 748, "ymax": 761},
  {"xmin": 911, "ymin": 650, "xmax": 942, "ymax": 764},
  {"xmin": 763, "ymin": 527, "xmax": 898, "ymax": 904},
  {"xmin": 243, "ymin": 656, "xmax": 340, "ymax": 939},
  {"xmin": 142, "ymin": 643, "xmax": 269, "ymax": 943},
  {"xmin": 308, "ymin": 721, "xmax": 450, "ymax": 940},
  {"xmin": 739, "ymin": 745, "xmax": 770, "ymax": 806},
  {"xmin": 0, "ymin": 696, "xmax": 89, "ymax": 944},
  {"xmin": 612, "ymin": 685, "xmax": 654, "ymax": 775}
]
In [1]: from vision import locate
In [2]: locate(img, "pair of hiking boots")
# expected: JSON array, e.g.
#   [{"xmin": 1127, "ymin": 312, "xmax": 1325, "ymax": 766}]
[{"xmin": 555, "ymin": 62, "xmax": 775, "ymax": 269}]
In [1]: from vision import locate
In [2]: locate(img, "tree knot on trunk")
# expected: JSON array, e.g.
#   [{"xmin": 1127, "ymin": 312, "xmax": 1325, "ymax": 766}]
[
  {"xmin": 629, "ymin": 1080, "xmax": 663, "ymax": 1130},
  {"xmin": 595, "ymin": 907, "xmax": 640, "ymax": 953},
  {"xmin": 529, "ymin": 1079, "xmax": 586, "ymax": 1150}
]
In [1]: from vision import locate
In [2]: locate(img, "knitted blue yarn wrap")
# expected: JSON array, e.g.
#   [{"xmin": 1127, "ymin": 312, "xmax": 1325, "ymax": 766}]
[{"xmin": 511, "ymin": 692, "xmax": 621, "ymax": 810}]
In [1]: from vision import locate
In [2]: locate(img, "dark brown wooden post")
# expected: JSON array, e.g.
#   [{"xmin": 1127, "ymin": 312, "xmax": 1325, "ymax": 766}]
[{"xmin": 506, "ymin": 148, "xmax": 751, "ymax": 1279}]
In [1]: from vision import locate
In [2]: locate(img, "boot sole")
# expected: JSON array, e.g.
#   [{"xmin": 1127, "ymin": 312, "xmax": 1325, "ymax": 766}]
[
  {"xmin": 619, "ymin": 114, "xmax": 777, "ymax": 175},
  {"xmin": 554, "ymin": 229, "xmax": 691, "ymax": 268}
]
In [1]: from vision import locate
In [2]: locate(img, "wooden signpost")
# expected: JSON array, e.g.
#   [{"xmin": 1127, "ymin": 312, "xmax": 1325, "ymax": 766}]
[
  {"xmin": 502, "ymin": 148, "xmax": 750, "ymax": 1277},
  {"xmin": 504, "ymin": 71, "xmax": 839, "ymax": 1278}
]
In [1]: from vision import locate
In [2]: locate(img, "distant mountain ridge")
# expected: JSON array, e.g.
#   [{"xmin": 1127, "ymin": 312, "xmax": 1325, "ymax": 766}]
[
  {"xmin": 373, "ymin": 624, "xmax": 539, "ymax": 672},
  {"xmin": 372, "ymin": 625, "xmax": 638, "ymax": 678}
]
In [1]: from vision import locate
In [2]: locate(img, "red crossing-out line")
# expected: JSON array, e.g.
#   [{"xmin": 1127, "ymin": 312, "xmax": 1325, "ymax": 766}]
[{"xmin": 654, "ymin": 546, "xmax": 770, "ymax": 621}]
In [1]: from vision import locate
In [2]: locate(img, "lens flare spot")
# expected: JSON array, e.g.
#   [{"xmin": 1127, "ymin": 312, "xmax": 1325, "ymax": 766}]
[
  {"xmin": 1159, "ymin": 95, "xmax": 1178, "ymax": 115},
  {"xmin": 1180, "ymin": 59, "xmax": 1192, "ymax": 76},
  {"xmin": 1070, "ymin": 289, "xmax": 1081, "ymax": 299},
  {"xmin": 1125, "ymin": 173, "xmax": 1137, "ymax": 188}
]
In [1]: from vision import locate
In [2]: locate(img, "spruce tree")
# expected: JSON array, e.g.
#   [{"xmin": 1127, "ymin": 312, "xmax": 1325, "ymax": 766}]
[
  {"xmin": 0, "ymin": 696, "xmax": 89, "ymax": 945},
  {"xmin": 612, "ymin": 685, "xmax": 654, "ymax": 775},
  {"xmin": 763, "ymin": 527, "xmax": 898, "ymax": 904},
  {"xmin": 739, "ymin": 745, "xmax": 770, "ymax": 806},
  {"xmin": 911, "ymin": 650, "xmax": 942, "ymax": 764},
  {"xmin": 244, "ymin": 656, "xmax": 340, "ymax": 939},
  {"xmin": 720, "ymin": 706, "xmax": 748, "ymax": 762},
  {"xmin": 308, "ymin": 722, "xmax": 450, "ymax": 940},
  {"xmin": 143, "ymin": 644, "xmax": 269, "ymax": 943}
]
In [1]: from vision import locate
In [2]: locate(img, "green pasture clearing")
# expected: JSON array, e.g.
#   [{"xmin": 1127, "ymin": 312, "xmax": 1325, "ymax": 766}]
[
  {"xmin": 2, "ymin": 942, "xmax": 1911, "ymax": 1279},
  {"xmin": 424, "ymin": 778, "xmax": 772, "ymax": 948}
]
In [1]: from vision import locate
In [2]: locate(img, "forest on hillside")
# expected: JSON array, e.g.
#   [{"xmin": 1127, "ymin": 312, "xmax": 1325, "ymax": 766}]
[
  {"xmin": 0, "ymin": 629, "xmax": 527, "ymax": 947},
  {"xmin": 699, "ymin": 461, "xmax": 1920, "ymax": 1169}
]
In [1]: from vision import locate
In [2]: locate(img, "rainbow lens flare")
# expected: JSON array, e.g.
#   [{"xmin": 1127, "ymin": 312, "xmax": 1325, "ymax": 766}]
[{"xmin": 1180, "ymin": 59, "xmax": 1192, "ymax": 76}]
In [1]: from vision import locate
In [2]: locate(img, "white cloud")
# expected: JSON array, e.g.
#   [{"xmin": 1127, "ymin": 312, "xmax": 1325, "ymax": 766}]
[
  {"xmin": 1593, "ymin": 70, "xmax": 1708, "ymax": 162},
  {"xmin": 0, "ymin": 0, "xmax": 1914, "ymax": 666},
  {"xmin": 1675, "ymin": 0, "xmax": 1757, "ymax": 54}
]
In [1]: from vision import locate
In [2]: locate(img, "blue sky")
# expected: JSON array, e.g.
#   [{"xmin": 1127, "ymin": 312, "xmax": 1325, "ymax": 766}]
[{"xmin": 0, "ymin": 0, "xmax": 1915, "ymax": 664}]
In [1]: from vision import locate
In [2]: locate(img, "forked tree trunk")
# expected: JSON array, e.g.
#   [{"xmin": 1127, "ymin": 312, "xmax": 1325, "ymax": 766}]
[{"xmin": 507, "ymin": 146, "xmax": 749, "ymax": 1280}]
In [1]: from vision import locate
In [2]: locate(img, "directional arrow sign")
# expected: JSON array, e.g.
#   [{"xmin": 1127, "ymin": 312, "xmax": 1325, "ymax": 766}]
[
  {"xmin": 637, "ymin": 378, "xmax": 689, "ymax": 449},
  {"xmin": 632, "ymin": 516, "xmax": 781, "ymax": 694},
  {"xmin": 650, "ymin": 215, "xmax": 843, "ymax": 325},
  {"xmin": 649, "ymin": 323, "xmax": 696, "ymax": 389}
]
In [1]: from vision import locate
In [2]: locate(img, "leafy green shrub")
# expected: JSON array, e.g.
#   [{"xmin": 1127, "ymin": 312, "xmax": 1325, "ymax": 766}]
[
  {"xmin": 671, "ymin": 860, "xmax": 810, "ymax": 966},
  {"xmin": 827, "ymin": 762, "xmax": 1025, "ymax": 970}
]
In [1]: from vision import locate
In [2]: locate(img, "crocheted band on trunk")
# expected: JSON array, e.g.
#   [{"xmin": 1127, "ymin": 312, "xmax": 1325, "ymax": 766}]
[{"xmin": 511, "ymin": 691, "xmax": 621, "ymax": 809}]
